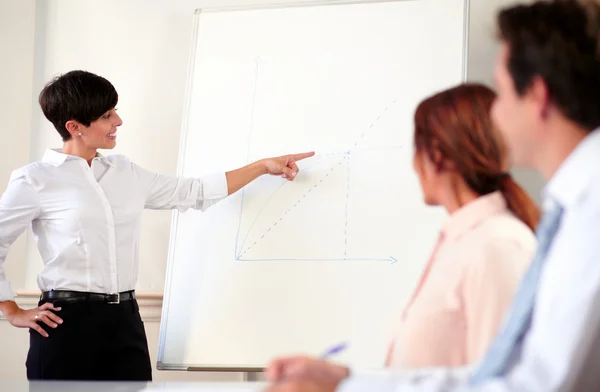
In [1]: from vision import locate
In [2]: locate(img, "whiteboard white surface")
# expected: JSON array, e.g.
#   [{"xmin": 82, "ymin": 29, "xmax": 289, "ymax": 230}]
[{"xmin": 159, "ymin": 0, "xmax": 467, "ymax": 370}]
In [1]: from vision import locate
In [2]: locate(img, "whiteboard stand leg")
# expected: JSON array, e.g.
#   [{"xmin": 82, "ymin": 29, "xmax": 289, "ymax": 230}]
[{"xmin": 242, "ymin": 371, "xmax": 262, "ymax": 382}]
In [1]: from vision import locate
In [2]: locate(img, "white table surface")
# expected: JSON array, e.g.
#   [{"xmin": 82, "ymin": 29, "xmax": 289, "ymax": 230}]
[{"xmin": 0, "ymin": 380, "xmax": 268, "ymax": 392}]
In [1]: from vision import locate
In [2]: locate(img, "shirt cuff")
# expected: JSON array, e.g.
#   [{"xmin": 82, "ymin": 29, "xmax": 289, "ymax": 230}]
[
  {"xmin": 338, "ymin": 366, "xmax": 473, "ymax": 392},
  {"xmin": 338, "ymin": 368, "xmax": 408, "ymax": 392},
  {"xmin": 337, "ymin": 375, "xmax": 403, "ymax": 392},
  {"xmin": 0, "ymin": 280, "xmax": 15, "ymax": 302},
  {"xmin": 202, "ymin": 172, "xmax": 228, "ymax": 199}
]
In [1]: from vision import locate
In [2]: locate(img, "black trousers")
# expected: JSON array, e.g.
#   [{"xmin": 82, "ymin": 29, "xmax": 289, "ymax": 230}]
[{"xmin": 26, "ymin": 298, "xmax": 152, "ymax": 381}]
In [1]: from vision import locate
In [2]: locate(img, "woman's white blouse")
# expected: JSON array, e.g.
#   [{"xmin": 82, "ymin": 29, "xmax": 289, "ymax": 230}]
[{"xmin": 0, "ymin": 149, "xmax": 227, "ymax": 301}]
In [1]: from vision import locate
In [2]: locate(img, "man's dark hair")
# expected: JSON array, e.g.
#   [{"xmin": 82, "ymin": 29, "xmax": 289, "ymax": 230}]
[
  {"xmin": 39, "ymin": 70, "xmax": 119, "ymax": 141},
  {"xmin": 498, "ymin": 0, "xmax": 600, "ymax": 131}
]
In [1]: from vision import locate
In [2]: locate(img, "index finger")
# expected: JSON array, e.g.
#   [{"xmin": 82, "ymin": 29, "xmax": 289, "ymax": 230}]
[
  {"xmin": 266, "ymin": 356, "xmax": 300, "ymax": 382},
  {"xmin": 44, "ymin": 310, "xmax": 64, "ymax": 325},
  {"xmin": 266, "ymin": 357, "xmax": 286, "ymax": 382},
  {"xmin": 38, "ymin": 302, "xmax": 62, "ymax": 312},
  {"xmin": 288, "ymin": 152, "xmax": 315, "ymax": 162}
]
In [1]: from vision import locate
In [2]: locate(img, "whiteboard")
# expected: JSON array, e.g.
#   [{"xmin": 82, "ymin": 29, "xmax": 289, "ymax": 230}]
[{"xmin": 158, "ymin": 0, "xmax": 468, "ymax": 370}]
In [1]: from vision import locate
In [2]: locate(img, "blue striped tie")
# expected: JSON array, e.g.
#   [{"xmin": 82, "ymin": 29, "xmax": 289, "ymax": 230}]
[{"xmin": 470, "ymin": 202, "xmax": 564, "ymax": 384}]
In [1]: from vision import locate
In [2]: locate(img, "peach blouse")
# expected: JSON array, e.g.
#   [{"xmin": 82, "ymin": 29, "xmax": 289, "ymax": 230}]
[{"xmin": 386, "ymin": 191, "xmax": 537, "ymax": 369}]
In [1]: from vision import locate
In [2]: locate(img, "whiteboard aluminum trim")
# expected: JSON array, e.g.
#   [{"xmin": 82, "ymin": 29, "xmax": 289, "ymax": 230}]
[
  {"xmin": 158, "ymin": 0, "xmax": 470, "ymax": 372},
  {"xmin": 156, "ymin": 3, "xmax": 202, "ymax": 371},
  {"xmin": 462, "ymin": 0, "xmax": 471, "ymax": 81},
  {"xmin": 194, "ymin": 0, "xmax": 415, "ymax": 14}
]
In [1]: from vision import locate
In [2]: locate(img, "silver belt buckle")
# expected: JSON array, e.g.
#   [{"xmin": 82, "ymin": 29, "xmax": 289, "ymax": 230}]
[{"xmin": 107, "ymin": 293, "xmax": 120, "ymax": 304}]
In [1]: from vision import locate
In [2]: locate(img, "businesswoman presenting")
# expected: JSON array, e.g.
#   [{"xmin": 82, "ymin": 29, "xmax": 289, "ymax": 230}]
[{"xmin": 0, "ymin": 70, "xmax": 313, "ymax": 381}]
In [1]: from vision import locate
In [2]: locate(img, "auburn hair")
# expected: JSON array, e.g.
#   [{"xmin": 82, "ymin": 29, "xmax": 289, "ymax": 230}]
[{"xmin": 413, "ymin": 83, "xmax": 540, "ymax": 231}]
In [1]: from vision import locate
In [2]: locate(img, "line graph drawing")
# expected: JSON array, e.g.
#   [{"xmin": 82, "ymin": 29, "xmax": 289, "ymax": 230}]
[{"xmin": 233, "ymin": 57, "xmax": 405, "ymax": 263}]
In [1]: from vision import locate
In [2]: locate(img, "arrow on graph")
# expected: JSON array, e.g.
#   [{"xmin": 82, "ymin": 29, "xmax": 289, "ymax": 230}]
[{"xmin": 236, "ymin": 256, "xmax": 400, "ymax": 263}]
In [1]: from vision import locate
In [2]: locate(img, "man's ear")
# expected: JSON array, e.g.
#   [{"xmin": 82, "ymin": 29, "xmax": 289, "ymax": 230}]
[{"xmin": 527, "ymin": 75, "xmax": 551, "ymax": 120}]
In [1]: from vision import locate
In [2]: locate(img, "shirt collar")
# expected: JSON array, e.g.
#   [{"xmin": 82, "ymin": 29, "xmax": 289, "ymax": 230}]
[
  {"xmin": 544, "ymin": 128, "xmax": 600, "ymax": 211},
  {"xmin": 41, "ymin": 148, "xmax": 115, "ymax": 167},
  {"xmin": 94, "ymin": 152, "xmax": 115, "ymax": 167},
  {"xmin": 442, "ymin": 191, "xmax": 508, "ymax": 242},
  {"xmin": 41, "ymin": 149, "xmax": 70, "ymax": 167}
]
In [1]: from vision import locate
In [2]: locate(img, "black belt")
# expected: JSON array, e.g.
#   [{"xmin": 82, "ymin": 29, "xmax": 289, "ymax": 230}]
[{"xmin": 41, "ymin": 290, "xmax": 136, "ymax": 305}]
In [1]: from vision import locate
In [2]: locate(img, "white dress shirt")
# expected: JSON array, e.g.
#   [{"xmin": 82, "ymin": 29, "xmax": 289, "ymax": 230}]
[
  {"xmin": 0, "ymin": 149, "xmax": 227, "ymax": 301},
  {"xmin": 339, "ymin": 128, "xmax": 600, "ymax": 392}
]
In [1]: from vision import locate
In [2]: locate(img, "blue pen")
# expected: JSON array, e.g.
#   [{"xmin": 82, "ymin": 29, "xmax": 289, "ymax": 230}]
[{"xmin": 320, "ymin": 342, "xmax": 348, "ymax": 359}]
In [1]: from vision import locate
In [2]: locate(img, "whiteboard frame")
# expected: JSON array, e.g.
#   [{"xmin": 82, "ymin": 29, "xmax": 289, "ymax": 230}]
[{"xmin": 157, "ymin": 0, "xmax": 470, "ymax": 372}]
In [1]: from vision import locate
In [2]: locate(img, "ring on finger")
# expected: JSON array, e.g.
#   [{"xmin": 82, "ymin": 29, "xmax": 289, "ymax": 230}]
[{"xmin": 34, "ymin": 314, "xmax": 39, "ymax": 320}]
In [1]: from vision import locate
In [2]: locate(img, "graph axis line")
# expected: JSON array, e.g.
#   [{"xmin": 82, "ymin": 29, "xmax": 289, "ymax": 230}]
[
  {"xmin": 235, "ymin": 94, "xmax": 401, "ymax": 262},
  {"xmin": 234, "ymin": 56, "xmax": 261, "ymax": 259}
]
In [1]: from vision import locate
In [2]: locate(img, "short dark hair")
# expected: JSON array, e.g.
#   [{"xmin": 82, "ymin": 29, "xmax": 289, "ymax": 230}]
[
  {"xmin": 498, "ymin": 0, "xmax": 600, "ymax": 131},
  {"xmin": 39, "ymin": 70, "xmax": 118, "ymax": 141}
]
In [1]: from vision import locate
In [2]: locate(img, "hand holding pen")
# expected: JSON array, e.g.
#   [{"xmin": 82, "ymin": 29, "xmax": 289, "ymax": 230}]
[{"xmin": 266, "ymin": 342, "xmax": 350, "ymax": 384}]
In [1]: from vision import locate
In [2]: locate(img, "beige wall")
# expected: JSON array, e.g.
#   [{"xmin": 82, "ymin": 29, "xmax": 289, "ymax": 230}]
[
  {"xmin": 465, "ymin": 0, "xmax": 545, "ymax": 204},
  {"xmin": 0, "ymin": 0, "xmax": 36, "ymax": 301},
  {"xmin": 0, "ymin": 1, "xmax": 35, "ymax": 379}
]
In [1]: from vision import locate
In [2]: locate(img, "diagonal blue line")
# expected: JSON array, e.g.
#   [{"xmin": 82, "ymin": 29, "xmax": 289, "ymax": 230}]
[
  {"xmin": 239, "ymin": 156, "xmax": 346, "ymax": 257},
  {"xmin": 236, "ymin": 154, "xmax": 345, "ymax": 257},
  {"xmin": 236, "ymin": 98, "xmax": 400, "ymax": 260}
]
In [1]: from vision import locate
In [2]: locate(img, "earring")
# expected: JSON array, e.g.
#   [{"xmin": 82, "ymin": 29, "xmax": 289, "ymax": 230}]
[{"xmin": 78, "ymin": 132, "xmax": 82, "ymax": 136}]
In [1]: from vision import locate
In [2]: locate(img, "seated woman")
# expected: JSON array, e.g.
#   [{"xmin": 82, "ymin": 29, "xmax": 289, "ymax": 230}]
[
  {"xmin": 385, "ymin": 82, "xmax": 539, "ymax": 369},
  {"xmin": 267, "ymin": 82, "xmax": 540, "ymax": 381}
]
